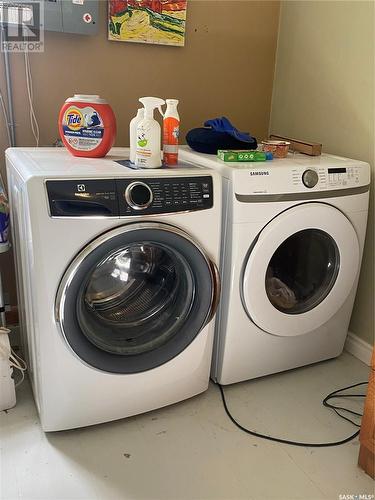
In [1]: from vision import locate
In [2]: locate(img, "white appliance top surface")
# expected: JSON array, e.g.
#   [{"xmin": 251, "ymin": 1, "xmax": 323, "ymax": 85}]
[
  {"xmin": 179, "ymin": 146, "xmax": 370, "ymax": 195},
  {"xmin": 6, "ymin": 147, "xmax": 211, "ymax": 179}
]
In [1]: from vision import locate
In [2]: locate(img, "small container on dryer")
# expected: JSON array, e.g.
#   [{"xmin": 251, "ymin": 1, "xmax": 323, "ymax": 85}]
[
  {"xmin": 261, "ymin": 140, "xmax": 290, "ymax": 158},
  {"xmin": 58, "ymin": 94, "xmax": 117, "ymax": 158}
]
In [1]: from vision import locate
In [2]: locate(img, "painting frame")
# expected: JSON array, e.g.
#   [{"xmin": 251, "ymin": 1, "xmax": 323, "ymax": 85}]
[{"xmin": 108, "ymin": 0, "xmax": 188, "ymax": 47}]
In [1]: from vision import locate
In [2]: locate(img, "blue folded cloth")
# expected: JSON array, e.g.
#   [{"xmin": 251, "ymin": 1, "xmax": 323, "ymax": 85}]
[
  {"xmin": 204, "ymin": 116, "xmax": 255, "ymax": 143},
  {"xmin": 186, "ymin": 116, "xmax": 257, "ymax": 155}
]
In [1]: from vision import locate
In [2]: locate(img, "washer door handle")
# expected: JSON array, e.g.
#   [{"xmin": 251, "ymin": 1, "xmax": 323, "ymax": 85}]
[{"xmin": 206, "ymin": 259, "xmax": 221, "ymax": 324}]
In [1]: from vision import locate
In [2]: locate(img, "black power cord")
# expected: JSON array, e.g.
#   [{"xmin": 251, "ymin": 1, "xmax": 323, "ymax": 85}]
[{"xmin": 217, "ymin": 381, "xmax": 368, "ymax": 448}]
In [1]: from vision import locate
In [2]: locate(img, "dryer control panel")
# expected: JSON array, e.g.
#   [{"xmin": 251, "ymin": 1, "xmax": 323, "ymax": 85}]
[
  {"xmin": 46, "ymin": 176, "xmax": 213, "ymax": 217},
  {"xmin": 326, "ymin": 166, "xmax": 361, "ymax": 187},
  {"xmin": 232, "ymin": 160, "xmax": 369, "ymax": 196},
  {"xmin": 297, "ymin": 166, "xmax": 362, "ymax": 190}
]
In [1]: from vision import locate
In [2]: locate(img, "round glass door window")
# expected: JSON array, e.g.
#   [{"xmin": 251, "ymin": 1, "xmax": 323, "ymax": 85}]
[
  {"xmin": 265, "ymin": 229, "xmax": 340, "ymax": 314},
  {"xmin": 79, "ymin": 243, "xmax": 194, "ymax": 355},
  {"xmin": 56, "ymin": 224, "xmax": 215, "ymax": 373}
]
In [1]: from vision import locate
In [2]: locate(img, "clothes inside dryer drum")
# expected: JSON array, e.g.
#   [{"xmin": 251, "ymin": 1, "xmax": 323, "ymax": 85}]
[{"xmin": 265, "ymin": 229, "xmax": 339, "ymax": 314}]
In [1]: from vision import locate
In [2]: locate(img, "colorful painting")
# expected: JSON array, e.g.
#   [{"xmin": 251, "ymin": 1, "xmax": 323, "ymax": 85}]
[{"xmin": 108, "ymin": 0, "xmax": 187, "ymax": 47}]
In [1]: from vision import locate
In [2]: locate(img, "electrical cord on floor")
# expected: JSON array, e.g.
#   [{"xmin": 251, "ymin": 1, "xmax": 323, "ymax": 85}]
[
  {"xmin": 217, "ymin": 381, "xmax": 368, "ymax": 448},
  {"xmin": 0, "ymin": 327, "xmax": 27, "ymax": 388},
  {"xmin": 322, "ymin": 382, "xmax": 366, "ymax": 427}
]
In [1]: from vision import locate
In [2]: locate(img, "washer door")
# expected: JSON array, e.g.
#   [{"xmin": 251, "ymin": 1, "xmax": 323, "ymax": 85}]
[
  {"xmin": 56, "ymin": 222, "xmax": 220, "ymax": 373},
  {"xmin": 242, "ymin": 203, "xmax": 360, "ymax": 336}
]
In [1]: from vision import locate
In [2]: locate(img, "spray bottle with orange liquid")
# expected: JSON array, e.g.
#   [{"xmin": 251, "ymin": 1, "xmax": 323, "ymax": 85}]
[{"xmin": 163, "ymin": 99, "xmax": 180, "ymax": 165}]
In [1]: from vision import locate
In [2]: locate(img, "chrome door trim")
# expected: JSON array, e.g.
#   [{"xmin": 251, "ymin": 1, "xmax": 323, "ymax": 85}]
[
  {"xmin": 206, "ymin": 259, "xmax": 221, "ymax": 324},
  {"xmin": 55, "ymin": 221, "xmax": 218, "ymax": 343}
]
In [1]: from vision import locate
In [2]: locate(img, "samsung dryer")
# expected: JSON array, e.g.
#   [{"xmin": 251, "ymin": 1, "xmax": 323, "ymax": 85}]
[
  {"xmin": 179, "ymin": 146, "xmax": 370, "ymax": 385},
  {"xmin": 6, "ymin": 147, "xmax": 221, "ymax": 430}
]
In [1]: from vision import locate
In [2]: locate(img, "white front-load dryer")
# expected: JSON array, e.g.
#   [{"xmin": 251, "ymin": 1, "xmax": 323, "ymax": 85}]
[
  {"xmin": 6, "ymin": 147, "xmax": 221, "ymax": 430},
  {"xmin": 179, "ymin": 146, "xmax": 370, "ymax": 385}
]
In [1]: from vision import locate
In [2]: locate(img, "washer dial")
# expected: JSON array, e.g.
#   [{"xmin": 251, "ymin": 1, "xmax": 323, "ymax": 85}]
[{"xmin": 125, "ymin": 182, "xmax": 153, "ymax": 210}]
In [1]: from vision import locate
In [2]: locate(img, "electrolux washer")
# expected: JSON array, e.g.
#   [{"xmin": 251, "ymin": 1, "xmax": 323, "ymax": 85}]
[
  {"xmin": 6, "ymin": 147, "xmax": 221, "ymax": 430},
  {"xmin": 179, "ymin": 146, "xmax": 370, "ymax": 385}
]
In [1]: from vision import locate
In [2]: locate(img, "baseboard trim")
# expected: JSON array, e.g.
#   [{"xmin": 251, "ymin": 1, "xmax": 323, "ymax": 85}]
[{"xmin": 345, "ymin": 331, "xmax": 373, "ymax": 366}]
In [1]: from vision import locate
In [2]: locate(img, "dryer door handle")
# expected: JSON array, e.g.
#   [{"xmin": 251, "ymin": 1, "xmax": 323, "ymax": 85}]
[{"xmin": 206, "ymin": 259, "xmax": 221, "ymax": 325}]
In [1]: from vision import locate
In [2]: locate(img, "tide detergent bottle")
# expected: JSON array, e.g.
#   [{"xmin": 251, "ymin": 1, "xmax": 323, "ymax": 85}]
[
  {"xmin": 58, "ymin": 94, "xmax": 116, "ymax": 158},
  {"xmin": 136, "ymin": 97, "xmax": 165, "ymax": 168}
]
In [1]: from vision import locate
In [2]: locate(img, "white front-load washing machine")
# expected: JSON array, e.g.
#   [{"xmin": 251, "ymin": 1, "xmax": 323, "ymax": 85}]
[
  {"xmin": 179, "ymin": 146, "xmax": 370, "ymax": 385},
  {"xmin": 6, "ymin": 147, "xmax": 221, "ymax": 430}
]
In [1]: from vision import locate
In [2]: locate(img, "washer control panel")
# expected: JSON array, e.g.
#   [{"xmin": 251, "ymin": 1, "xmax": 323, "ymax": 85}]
[
  {"xmin": 46, "ymin": 176, "xmax": 213, "ymax": 217},
  {"xmin": 117, "ymin": 177, "xmax": 213, "ymax": 215}
]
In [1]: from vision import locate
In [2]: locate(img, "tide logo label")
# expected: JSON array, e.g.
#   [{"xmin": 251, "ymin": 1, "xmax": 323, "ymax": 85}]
[{"xmin": 65, "ymin": 108, "xmax": 83, "ymax": 130}]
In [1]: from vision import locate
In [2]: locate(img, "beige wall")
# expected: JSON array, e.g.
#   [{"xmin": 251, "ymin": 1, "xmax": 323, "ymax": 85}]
[
  {"xmin": 0, "ymin": 0, "xmax": 280, "ymax": 306},
  {"xmin": 270, "ymin": 1, "xmax": 374, "ymax": 344}
]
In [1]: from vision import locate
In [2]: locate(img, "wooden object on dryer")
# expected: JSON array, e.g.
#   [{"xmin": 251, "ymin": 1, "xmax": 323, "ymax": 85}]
[
  {"xmin": 270, "ymin": 135, "xmax": 322, "ymax": 156},
  {"xmin": 358, "ymin": 347, "xmax": 375, "ymax": 479}
]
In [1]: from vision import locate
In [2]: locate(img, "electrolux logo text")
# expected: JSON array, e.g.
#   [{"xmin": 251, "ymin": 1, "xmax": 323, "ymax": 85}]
[{"xmin": 1, "ymin": 1, "xmax": 44, "ymax": 53}]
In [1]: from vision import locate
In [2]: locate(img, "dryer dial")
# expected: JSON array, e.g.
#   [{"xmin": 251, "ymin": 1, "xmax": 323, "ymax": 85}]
[{"xmin": 302, "ymin": 169, "xmax": 319, "ymax": 188}]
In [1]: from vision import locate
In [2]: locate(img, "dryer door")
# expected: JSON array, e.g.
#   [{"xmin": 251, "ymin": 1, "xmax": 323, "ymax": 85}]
[
  {"xmin": 56, "ymin": 222, "xmax": 220, "ymax": 373},
  {"xmin": 242, "ymin": 203, "xmax": 360, "ymax": 336}
]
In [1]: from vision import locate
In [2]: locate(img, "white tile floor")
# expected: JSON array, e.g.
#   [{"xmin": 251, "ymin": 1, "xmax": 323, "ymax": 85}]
[{"xmin": 1, "ymin": 352, "xmax": 374, "ymax": 500}]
